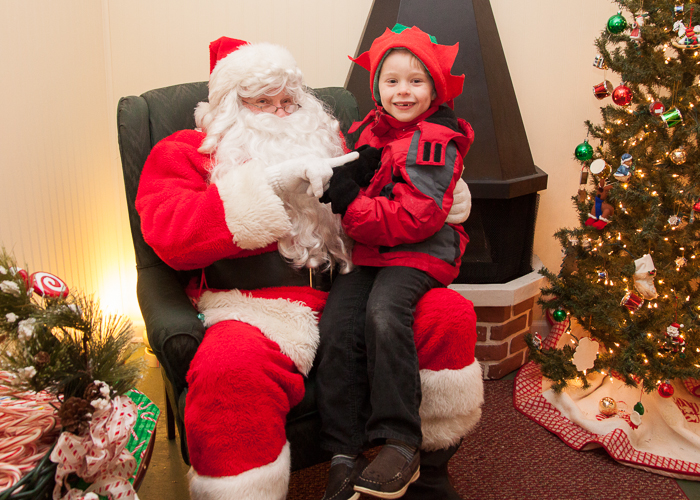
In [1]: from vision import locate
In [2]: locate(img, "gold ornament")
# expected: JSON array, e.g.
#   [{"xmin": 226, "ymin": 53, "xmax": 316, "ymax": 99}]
[
  {"xmin": 670, "ymin": 148, "xmax": 687, "ymax": 165},
  {"xmin": 599, "ymin": 396, "xmax": 618, "ymax": 416}
]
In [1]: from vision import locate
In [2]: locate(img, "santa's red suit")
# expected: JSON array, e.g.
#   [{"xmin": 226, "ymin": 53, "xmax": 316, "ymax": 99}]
[{"xmin": 136, "ymin": 37, "xmax": 482, "ymax": 500}]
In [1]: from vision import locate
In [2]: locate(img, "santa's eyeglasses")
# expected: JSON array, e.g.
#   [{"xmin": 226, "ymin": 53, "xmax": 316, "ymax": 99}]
[{"xmin": 241, "ymin": 100, "xmax": 300, "ymax": 114}]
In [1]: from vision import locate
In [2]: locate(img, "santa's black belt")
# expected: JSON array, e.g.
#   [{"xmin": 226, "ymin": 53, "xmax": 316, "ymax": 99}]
[{"xmin": 199, "ymin": 252, "xmax": 331, "ymax": 292}]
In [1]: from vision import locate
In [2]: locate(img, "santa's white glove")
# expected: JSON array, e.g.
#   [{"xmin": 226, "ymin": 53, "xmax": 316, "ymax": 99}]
[
  {"xmin": 446, "ymin": 178, "xmax": 472, "ymax": 224},
  {"xmin": 265, "ymin": 152, "xmax": 360, "ymax": 198}
]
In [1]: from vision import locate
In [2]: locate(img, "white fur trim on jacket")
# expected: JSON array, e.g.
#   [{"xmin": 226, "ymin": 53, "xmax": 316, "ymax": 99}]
[
  {"xmin": 214, "ymin": 159, "xmax": 292, "ymax": 250},
  {"xmin": 197, "ymin": 289, "xmax": 319, "ymax": 376},
  {"xmin": 419, "ymin": 361, "xmax": 484, "ymax": 451},
  {"xmin": 188, "ymin": 441, "xmax": 290, "ymax": 500}
]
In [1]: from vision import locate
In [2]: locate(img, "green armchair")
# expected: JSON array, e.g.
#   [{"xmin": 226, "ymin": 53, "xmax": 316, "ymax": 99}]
[{"xmin": 116, "ymin": 82, "xmax": 361, "ymax": 469}]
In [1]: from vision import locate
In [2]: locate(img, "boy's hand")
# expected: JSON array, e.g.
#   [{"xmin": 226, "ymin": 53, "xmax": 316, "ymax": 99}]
[
  {"xmin": 319, "ymin": 174, "xmax": 360, "ymax": 216},
  {"xmin": 333, "ymin": 145, "xmax": 383, "ymax": 188}
]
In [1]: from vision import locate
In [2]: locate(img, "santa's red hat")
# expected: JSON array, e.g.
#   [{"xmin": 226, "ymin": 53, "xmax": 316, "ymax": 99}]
[
  {"xmin": 195, "ymin": 36, "xmax": 302, "ymax": 128},
  {"xmin": 350, "ymin": 24, "xmax": 464, "ymax": 108},
  {"xmin": 207, "ymin": 36, "xmax": 248, "ymax": 74}
]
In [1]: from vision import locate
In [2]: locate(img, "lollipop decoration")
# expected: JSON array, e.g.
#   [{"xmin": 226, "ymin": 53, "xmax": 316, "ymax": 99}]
[{"xmin": 30, "ymin": 272, "xmax": 69, "ymax": 298}]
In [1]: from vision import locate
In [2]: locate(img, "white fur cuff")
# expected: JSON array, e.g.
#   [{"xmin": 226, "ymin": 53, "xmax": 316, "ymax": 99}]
[
  {"xmin": 214, "ymin": 160, "xmax": 292, "ymax": 250},
  {"xmin": 188, "ymin": 441, "xmax": 290, "ymax": 500},
  {"xmin": 197, "ymin": 290, "xmax": 319, "ymax": 376},
  {"xmin": 419, "ymin": 361, "xmax": 484, "ymax": 451}
]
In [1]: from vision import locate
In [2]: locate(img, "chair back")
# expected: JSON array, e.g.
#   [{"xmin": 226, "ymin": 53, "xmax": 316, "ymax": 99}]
[{"xmin": 116, "ymin": 82, "xmax": 361, "ymax": 271}]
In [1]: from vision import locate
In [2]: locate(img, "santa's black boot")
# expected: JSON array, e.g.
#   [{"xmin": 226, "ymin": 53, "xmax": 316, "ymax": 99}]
[{"xmin": 401, "ymin": 442, "xmax": 462, "ymax": 500}]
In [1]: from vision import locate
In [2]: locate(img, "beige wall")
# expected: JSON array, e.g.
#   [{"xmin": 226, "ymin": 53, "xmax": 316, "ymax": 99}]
[{"xmin": 0, "ymin": 0, "xmax": 619, "ymax": 324}]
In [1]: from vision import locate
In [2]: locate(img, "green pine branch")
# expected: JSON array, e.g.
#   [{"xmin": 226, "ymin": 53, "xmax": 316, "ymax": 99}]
[{"xmin": 0, "ymin": 248, "xmax": 143, "ymax": 403}]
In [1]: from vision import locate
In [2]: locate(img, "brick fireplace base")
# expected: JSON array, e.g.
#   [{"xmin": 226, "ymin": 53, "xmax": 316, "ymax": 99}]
[{"xmin": 450, "ymin": 256, "xmax": 546, "ymax": 380}]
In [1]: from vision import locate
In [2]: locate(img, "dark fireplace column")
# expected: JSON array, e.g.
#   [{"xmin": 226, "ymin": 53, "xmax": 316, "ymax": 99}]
[{"xmin": 346, "ymin": 0, "xmax": 548, "ymax": 284}]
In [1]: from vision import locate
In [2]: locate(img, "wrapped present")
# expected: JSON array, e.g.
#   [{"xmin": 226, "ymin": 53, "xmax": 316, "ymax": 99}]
[{"xmin": 50, "ymin": 389, "xmax": 159, "ymax": 500}]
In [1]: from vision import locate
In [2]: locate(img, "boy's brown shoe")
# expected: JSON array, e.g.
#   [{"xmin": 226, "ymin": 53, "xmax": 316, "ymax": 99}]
[
  {"xmin": 353, "ymin": 445, "xmax": 420, "ymax": 499},
  {"xmin": 322, "ymin": 454, "xmax": 369, "ymax": 500}
]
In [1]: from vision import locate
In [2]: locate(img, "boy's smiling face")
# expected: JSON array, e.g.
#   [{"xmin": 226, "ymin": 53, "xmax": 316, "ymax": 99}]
[{"xmin": 377, "ymin": 49, "xmax": 436, "ymax": 123}]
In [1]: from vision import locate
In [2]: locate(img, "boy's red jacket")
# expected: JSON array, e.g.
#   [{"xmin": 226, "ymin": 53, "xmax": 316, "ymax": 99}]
[{"xmin": 344, "ymin": 105, "xmax": 474, "ymax": 285}]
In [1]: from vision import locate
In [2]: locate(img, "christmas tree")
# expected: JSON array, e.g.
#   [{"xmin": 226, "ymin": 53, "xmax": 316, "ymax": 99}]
[{"xmin": 528, "ymin": 1, "xmax": 700, "ymax": 400}]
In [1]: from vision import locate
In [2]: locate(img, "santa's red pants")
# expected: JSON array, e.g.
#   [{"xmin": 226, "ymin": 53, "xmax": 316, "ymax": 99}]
[{"xmin": 185, "ymin": 288, "xmax": 482, "ymax": 500}]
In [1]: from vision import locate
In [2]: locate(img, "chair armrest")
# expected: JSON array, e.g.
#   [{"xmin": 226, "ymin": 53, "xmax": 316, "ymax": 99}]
[{"xmin": 137, "ymin": 263, "xmax": 205, "ymax": 394}]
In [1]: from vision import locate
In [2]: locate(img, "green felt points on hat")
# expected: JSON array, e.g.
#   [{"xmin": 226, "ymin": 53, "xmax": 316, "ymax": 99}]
[{"xmin": 391, "ymin": 23, "xmax": 437, "ymax": 43}]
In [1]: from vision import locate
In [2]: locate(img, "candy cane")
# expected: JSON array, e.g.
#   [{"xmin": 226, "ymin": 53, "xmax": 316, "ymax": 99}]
[
  {"xmin": 0, "ymin": 464, "xmax": 22, "ymax": 490},
  {"xmin": 0, "ymin": 371, "xmax": 59, "ymax": 491}
]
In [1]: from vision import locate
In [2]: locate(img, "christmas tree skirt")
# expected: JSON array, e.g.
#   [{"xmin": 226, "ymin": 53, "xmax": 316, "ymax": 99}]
[{"xmin": 515, "ymin": 321, "xmax": 700, "ymax": 480}]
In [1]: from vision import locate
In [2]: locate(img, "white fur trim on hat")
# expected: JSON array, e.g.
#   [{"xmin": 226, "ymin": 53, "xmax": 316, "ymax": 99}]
[
  {"xmin": 214, "ymin": 159, "xmax": 292, "ymax": 250},
  {"xmin": 197, "ymin": 290, "xmax": 319, "ymax": 376},
  {"xmin": 188, "ymin": 441, "xmax": 290, "ymax": 500},
  {"xmin": 208, "ymin": 42, "xmax": 300, "ymax": 111},
  {"xmin": 419, "ymin": 361, "xmax": 484, "ymax": 451}
]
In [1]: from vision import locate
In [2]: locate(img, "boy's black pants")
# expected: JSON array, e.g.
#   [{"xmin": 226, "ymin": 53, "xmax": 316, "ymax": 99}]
[{"xmin": 315, "ymin": 265, "xmax": 441, "ymax": 454}]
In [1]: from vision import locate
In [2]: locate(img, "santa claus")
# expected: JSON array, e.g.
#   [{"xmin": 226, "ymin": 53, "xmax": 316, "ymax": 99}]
[{"xmin": 136, "ymin": 36, "xmax": 481, "ymax": 500}]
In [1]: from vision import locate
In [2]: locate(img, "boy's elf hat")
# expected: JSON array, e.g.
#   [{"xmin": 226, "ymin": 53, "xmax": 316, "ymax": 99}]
[{"xmin": 350, "ymin": 24, "xmax": 464, "ymax": 108}]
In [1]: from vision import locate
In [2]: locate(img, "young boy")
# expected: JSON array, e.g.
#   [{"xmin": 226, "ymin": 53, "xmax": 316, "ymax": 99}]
[{"xmin": 316, "ymin": 24, "xmax": 474, "ymax": 500}]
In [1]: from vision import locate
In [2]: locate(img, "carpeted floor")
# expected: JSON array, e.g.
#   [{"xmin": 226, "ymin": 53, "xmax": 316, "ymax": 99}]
[{"xmin": 288, "ymin": 379, "xmax": 688, "ymax": 500}]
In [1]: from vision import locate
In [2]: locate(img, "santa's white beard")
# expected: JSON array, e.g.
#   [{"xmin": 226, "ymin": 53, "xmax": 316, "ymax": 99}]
[{"xmin": 210, "ymin": 107, "xmax": 353, "ymax": 272}]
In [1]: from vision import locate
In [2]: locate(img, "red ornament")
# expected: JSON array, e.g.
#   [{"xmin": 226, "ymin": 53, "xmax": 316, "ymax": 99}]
[
  {"xmin": 658, "ymin": 381, "xmax": 675, "ymax": 398},
  {"xmin": 30, "ymin": 272, "xmax": 69, "ymax": 298},
  {"xmin": 612, "ymin": 84, "xmax": 633, "ymax": 106},
  {"xmin": 649, "ymin": 100, "xmax": 665, "ymax": 116},
  {"xmin": 694, "ymin": 199, "xmax": 700, "ymax": 212}
]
